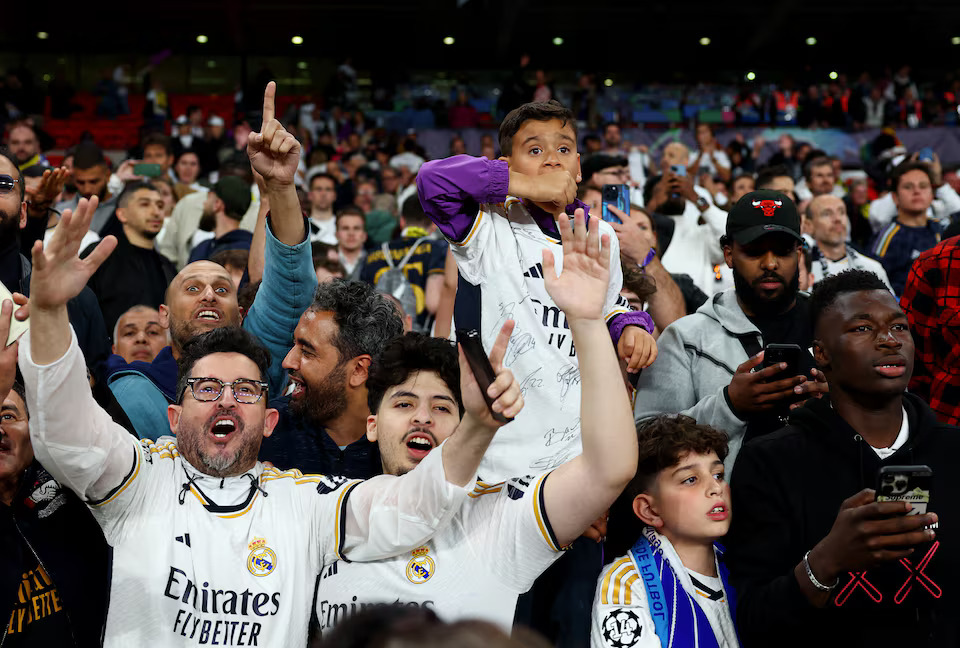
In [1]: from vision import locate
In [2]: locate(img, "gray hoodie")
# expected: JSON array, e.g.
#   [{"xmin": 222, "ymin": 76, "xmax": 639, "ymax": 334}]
[{"xmin": 634, "ymin": 288, "xmax": 764, "ymax": 476}]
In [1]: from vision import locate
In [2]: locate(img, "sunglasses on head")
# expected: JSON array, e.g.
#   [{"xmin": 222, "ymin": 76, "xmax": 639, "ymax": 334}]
[{"xmin": 0, "ymin": 175, "xmax": 20, "ymax": 194}]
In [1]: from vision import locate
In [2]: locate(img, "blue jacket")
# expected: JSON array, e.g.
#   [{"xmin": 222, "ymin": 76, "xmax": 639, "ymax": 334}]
[
  {"xmin": 258, "ymin": 395, "xmax": 383, "ymax": 479},
  {"xmin": 108, "ymin": 217, "xmax": 318, "ymax": 439}
]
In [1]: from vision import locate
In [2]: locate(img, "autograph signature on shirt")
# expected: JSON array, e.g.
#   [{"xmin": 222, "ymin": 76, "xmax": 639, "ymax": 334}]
[
  {"xmin": 518, "ymin": 367, "xmax": 545, "ymax": 398},
  {"xmin": 544, "ymin": 418, "xmax": 580, "ymax": 447},
  {"xmin": 556, "ymin": 365, "xmax": 581, "ymax": 401}
]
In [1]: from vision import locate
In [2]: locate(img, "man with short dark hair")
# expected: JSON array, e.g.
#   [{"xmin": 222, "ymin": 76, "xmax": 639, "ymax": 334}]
[
  {"xmin": 335, "ymin": 207, "xmax": 367, "ymax": 281},
  {"xmin": 54, "ymin": 142, "xmax": 117, "ymax": 233},
  {"xmin": 82, "ymin": 182, "xmax": 174, "ymax": 336},
  {"xmin": 796, "ymin": 155, "xmax": 843, "ymax": 205},
  {"xmin": 727, "ymin": 269, "xmax": 960, "ymax": 647},
  {"xmin": 307, "ymin": 173, "xmax": 338, "ymax": 244},
  {"xmin": 141, "ymin": 133, "xmax": 175, "ymax": 178},
  {"xmin": 756, "ymin": 164, "xmax": 798, "ymax": 203},
  {"xmin": 871, "ymin": 161, "xmax": 943, "ymax": 295},
  {"xmin": 187, "ymin": 176, "xmax": 254, "ymax": 262},
  {"xmin": 259, "ymin": 281, "xmax": 404, "ymax": 478},
  {"xmin": 635, "ymin": 190, "xmax": 828, "ymax": 473}
]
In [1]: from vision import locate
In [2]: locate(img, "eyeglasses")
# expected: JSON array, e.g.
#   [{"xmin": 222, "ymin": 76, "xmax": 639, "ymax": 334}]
[
  {"xmin": 0, "ymin": 175, "xmax": 21, "ymax": 194},
  {"xmin": 180, "ymin": 377, "xmax": 269, "ymax": 404}
]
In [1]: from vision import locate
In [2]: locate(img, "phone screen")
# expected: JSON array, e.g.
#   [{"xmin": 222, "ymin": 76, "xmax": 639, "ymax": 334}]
[{"xmin": 601, "ymin": 184, "xmax": 630, "ymax": 224}]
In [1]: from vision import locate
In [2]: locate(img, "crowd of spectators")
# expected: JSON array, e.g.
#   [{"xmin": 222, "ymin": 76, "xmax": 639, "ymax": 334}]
[{"xmin": 0, "ymin": 62, "xmax": 959, "ymax": 648}]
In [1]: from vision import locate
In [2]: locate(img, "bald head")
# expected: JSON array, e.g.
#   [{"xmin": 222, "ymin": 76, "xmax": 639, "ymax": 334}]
[
  {"xmin": 806, "ymin": 194, "xmax": 848, "ymax": 248},
  {"xmin": 662, "ymin": 142, "xmax": 690, "ymax": 170},
  {"xmin": 160, "ymin": 261, "xmax": 242, "ymax": 357}
]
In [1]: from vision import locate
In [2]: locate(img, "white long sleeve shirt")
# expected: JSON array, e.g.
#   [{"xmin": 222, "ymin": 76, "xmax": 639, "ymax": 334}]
[{"xmin": 20, "ymin": 329, "xmax": 470, "ymax": 647}]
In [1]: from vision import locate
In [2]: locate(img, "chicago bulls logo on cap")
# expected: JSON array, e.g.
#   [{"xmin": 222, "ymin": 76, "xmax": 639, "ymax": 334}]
[{"xmin": 752, "ymin": 199, "xmax": 783, "ymax": 217}]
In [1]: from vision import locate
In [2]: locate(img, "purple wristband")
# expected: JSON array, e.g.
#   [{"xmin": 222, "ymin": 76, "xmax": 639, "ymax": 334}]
[{"xmin": 608, "ymin": 310, "xmax": 655, "ymax": 345}]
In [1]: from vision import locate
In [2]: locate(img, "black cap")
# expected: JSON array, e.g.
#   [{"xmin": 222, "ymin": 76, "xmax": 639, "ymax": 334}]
[
  {"xmin": 212, "ymin": 176, "xmax": 252, "ymax": 220},
  {"xmin": 726, "ymin": 190, "xmax": 802, "ymax": 245}
]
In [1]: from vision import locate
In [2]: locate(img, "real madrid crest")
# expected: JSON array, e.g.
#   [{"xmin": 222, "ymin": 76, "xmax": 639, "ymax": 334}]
[
  {"xmin": 247, "ymin": 537, "xmax": 277, "ymax": 577},
  {"xmin": 405, "ymin": 546, "xmax": 435, "ymax": 584}
]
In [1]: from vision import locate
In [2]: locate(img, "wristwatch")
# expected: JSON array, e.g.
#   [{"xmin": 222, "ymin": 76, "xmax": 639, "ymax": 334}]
[
  {"xmin": 803, "ymin": 550, "xmax": 838, "ymax": 592},
  {"xmin": 695, "ymin": 196, "xmax": 710, "ymax": 211}
]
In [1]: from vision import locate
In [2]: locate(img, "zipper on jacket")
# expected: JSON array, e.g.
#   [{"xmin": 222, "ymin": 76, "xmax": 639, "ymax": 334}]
[{"xmin": 9, "ymin": 518, "xmax": 79, "ymax": 648}]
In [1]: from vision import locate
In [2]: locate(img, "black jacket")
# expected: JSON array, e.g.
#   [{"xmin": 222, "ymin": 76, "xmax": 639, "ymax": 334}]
[
  {"xmin": 258, "ymin": 395, "xmax": 382, "ymax": 479},
  {"xmin": 1, "ymin": 463, "xmax": 110, "ymax": 647},
  {"xmin": 727, "ymin": 393, "xmax": 960, "ymax": 647}
]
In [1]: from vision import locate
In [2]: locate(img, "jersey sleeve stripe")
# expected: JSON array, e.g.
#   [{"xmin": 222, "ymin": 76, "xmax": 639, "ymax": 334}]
[
  {"xmin": 448, "ymin": 212, "xmax": 483, "ymax": 247},
  {"xmin": 88, "ymin": 440, "xmax": 141, "ymax": 507},
  {"xmin": 334, "ymin": 480, "xmax": 363, "ymax": 562},
  {"xmin": 612, "ymin": 563, "xmax": 639, "ymax": 605},
  {"xmin": 600, "ymin": 557, "xmax": 632, "ymax": 605},
  {"xmin": 621, "ymin": 572, "xmax": 640, "ymax": 605},
  {"xmin": 533, "ymin": 472, "xmax": 563, "ymax": 552},
  {"xmin": 875, "ymin": 224, "xmax": 900, "ymax": 257},
  {"xmin": 604, "ymin": 308, "xmax": 629, "ymax": 323}
]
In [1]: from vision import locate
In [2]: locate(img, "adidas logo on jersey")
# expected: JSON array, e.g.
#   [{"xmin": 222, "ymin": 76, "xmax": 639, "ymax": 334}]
[{"xmin": 523, "ymin": 263, "xmax": 544, "ymax": 279}]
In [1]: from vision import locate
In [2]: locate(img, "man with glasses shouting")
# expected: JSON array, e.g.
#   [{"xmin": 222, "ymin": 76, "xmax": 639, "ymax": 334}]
[{"xmin": 12, "ymin": 83, "xmax": 524, "ymax": 648}]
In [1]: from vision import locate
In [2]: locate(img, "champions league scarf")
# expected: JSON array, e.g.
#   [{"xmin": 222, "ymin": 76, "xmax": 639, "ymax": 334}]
[{"xmin": 628, "ymin": 527, "xmax": 737, "ymax": 648}]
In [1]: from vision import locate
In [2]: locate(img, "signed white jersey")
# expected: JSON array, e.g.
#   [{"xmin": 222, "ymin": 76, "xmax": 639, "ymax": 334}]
[
  {"xmin": 316, "ymin": 472, "xmax": 563, "ymax": 633},
  {"xmin": 20, "ymin": 332, "xmax": 468, "ymax": 648},
  {"xmin": 450, "ymin": 198, "xmax": 629, "ymax": 481}
]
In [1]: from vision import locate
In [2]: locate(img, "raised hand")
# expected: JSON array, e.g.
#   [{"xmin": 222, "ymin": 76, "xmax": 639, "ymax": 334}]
[
  {"xmin": 0, "ymin": 300, "xmax": 19, "ymax": 400},
  {"xmin": 459, "ymin": 320, "xmax": 523, "ymax": 430},
  {"xmin": 542, "ymin": 208, "xmax": 609, "ymax": 323},
  {"xmin": 26, "ymin": 167, "xmax": 69, "ymax": 214},
  {"xmin": 30, "ymin": 196, "xmax": 117, "ymax": 312},
  {"xmin": 247, "ymin": 81, "xmax": 301, "ymax": 187}
]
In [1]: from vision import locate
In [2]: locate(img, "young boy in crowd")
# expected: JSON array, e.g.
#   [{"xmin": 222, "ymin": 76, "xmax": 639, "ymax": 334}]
[
  {"xmin": 592, "ymin": 415, "xmax": 739, "ymax": 648},
  {"xmin": 417, "ymin": 100, "xmax": 656, "ymax": 482}
]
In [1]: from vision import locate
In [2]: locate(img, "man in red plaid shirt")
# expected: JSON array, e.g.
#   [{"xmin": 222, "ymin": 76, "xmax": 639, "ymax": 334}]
[{"xmin": 900, "ymin": 235, "xmax": 960, "ymax": 425}]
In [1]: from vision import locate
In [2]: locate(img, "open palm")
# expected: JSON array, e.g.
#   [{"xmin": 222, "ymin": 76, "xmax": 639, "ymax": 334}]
[
  {"xmin": 542, "ymin": 209, "xmax": 609, "ymax": 323},
  {"xmin": 30, "ymin": 196, "xmax": 116, "ymax": 311}
]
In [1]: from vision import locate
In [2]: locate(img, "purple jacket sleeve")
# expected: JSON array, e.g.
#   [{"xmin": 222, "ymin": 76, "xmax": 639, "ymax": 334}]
[
  {"xmin": 608, "ymin": 311, "xmax": 655, "ymax": 345},
  {"xmin": 416, "ymin": 155, "xmax": 511, "ymax": 242}
]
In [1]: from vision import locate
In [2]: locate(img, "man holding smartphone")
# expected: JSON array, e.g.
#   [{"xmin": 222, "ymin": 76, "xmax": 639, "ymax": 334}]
[
  {"xmin": 726, "ymin": 269, "xmax": 960, "ymax": 647},
  {"xmin": 635, "ymin": 190, "xmax": 827, "ymax": 474}
]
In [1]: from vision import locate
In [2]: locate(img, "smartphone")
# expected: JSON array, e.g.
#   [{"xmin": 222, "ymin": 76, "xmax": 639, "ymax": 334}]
[
  {"xmin": 0, "ymin": 281, "xmax": 28, "ymax": 346},
  {"xmin": 876, "ymin": 465, "xmax": 932, "ymax": 515},
  {"xmin": 133, "ymin": 163, "xmax": 163, "ymax": 177},
  {"xmin": 601, "ymin": 184, "xmax": 630, "ymax": 224},
  {"xmin": 762, "ymin": 343, "xmax": 801, "ymax": 380},
  {"xmin": 916, "ymin": 147, "xmax": 935, "ymax": 163},
  {"xmin": 669, "ymin": 164, "xmax": 687, "ymax": 177},
  {"xmin": 456, "ymin": 329, "xmax": 513, "ymax": 424}
]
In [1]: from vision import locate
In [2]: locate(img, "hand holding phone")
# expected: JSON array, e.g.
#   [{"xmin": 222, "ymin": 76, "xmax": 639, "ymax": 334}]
[
  {"xmin": 601, "ymin": 184, "xmax": 630, "ymax": 224},
  {"xmin": 457, "ymin": 328, "xmax": 515, "ymax": 425},
  {"xmin": 877, "ymin": 465, "xmax": 932, "ymax": 516},
  {"xmin": 762, "ymin": 343, "xmax": 801, "ymax": 381}
]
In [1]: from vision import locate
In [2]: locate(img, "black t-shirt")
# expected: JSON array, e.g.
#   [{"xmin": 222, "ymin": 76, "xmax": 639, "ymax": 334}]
[
  {"xmin": 743, "ymin": 296, "xmax": 817, "ymax": 440},
  {"xmin": 4, "ymin": 535, "xmax": 73, "ymax": 646}
]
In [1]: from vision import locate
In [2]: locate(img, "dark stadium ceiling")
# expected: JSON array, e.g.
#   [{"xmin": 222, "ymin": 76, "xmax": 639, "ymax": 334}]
[{"xmin": 6, "ymin": 0, "xmax": 960, "ymax": 81}]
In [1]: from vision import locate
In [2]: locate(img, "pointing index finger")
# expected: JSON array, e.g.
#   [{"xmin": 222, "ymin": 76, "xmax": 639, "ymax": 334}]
[{"xmin": 262, "ymin": 81, "xmax": 276, "ymax": 124}]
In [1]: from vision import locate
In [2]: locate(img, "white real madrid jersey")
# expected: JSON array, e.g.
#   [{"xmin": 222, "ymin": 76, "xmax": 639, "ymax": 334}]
[
  {"xmin": 19, "ymin": 332, "xmax": 469, "ymax": 648},
  {"xmin": 316, "ymin": 472, "xmax": 564, "ymax": 633},
  {"xmin": 450, "ymin": 198, "xmax": 629, "ymax": 482}
]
